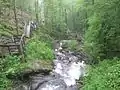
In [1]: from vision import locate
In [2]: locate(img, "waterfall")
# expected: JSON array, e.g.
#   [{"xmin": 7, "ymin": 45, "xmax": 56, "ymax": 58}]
[
  {"xmin": 24, "ymin": 21, "xmax": 31, "ymax": 38},
  {"xmin": 24, "ymin": 21, "xmax": 37, "ymax": 38}
]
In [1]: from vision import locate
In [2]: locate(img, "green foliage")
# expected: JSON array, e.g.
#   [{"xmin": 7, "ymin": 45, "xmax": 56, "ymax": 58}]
[
  {"xmin": 82, "ymin": 58, "xmax": 120, "ymax": 90},
  {"xmin": 83, "ymin": 0, "xmax": 120, "ymax": 61},
  {"xmin": 25, "ymin": 37, "xmax": 54, "ymax": 60},
  {"xmin": 67, "ymin": 40, "xmax": 78, "ymax": 51},
  {"xmin": 34, "ymin": 29, "xmax": 53, "ymax": 47},
  {"xmin": 0, "ymin": 73, "xmax": 11, "ymax": 90},
  {"xmin": 0, "ymin": 0, "xmax": 11, "ymax": 9},
  {"xmin": 84, "ymin": 13, "xmax": 103, "ymax": 61},
  {"xmin": 0, "ymin": 31, "xmax": 54, "ymax": 89},
  {"xmin": 62, "ymin": 40, "xmax": 82, "ymax": 52},
  {"xmin": 0, "ymin": 55, "xmax": 26, "ymax": 89},
  {"xmin": 43, "ymin": 0, "xmax": 83, "ymax": 39},
  {"xmin": 0, "ymin": 22, "xmax": 14, "ymax": 36}
]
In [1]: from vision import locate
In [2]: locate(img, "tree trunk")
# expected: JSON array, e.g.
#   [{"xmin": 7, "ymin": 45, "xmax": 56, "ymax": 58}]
[
  {"xmin": 92, "ymin": 0, "xmax": 94, "ymax": 5},
  {"xmin": 35, "ymin": 0, "xmax": 39, "ymax": 24},
  {"xmin": 13, "ymin": 0, "xmax": 19, "ymax": 35}
]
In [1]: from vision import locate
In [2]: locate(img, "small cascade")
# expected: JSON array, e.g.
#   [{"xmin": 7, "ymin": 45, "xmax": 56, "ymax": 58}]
[
  {"xmin": 26, "ymin": 21, "xmax": 31, "ymax": 38},
  {"xmin": 11, "ymin": 41, "xmax": 86, "ymax": 90},
  {"xmin": 24, "ymin": 21, "xmax": 37, "ymax": 38},
  {"xmin": 30, "ymin": 41, "xmax": 86, "ymax": 90}
]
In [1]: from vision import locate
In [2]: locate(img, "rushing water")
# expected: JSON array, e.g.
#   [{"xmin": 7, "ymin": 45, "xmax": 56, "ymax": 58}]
[
  {"xmin": 24, "ymin": 21, "xmax": 37, "ymax": 38},
  {"xmin": 12, "ymin": 41, "xmax": 86, "ymax": 90},
  {"xmin": 29, "ymin": 42, "xmax": 86, "ymax": 90}
]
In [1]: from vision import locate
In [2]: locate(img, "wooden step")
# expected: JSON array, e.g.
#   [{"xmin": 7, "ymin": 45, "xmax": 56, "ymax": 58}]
[
  {"xmin": 10, "ymin": 49, "xmax": 19, "ymax": 52},
  {"xmin": 11, "ymin": 51, "xmax": 19, "ymax": 55},
  {"xmin": 9, "ymin": 46, "xmax": 18, "ymax": 49}
]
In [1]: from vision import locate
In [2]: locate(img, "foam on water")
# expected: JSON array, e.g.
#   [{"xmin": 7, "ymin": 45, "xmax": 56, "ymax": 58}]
[
  {"xmin": 39, "ymin": 42, "xmax": 86, "ymax": 90},
  {"xmin": 54, "ymin": 61, "xmax": 85, "ymax": 86},
  {"xmin": 41, "ymin": 85, "xmax": 60, "ymax": 90},
  {"xmin": 26, "ymin": 22, "xmax": 31, "ymax": 37},
  {"xmin": 54, "ymin": 63, "xmax": 63, "ymax": 75}
]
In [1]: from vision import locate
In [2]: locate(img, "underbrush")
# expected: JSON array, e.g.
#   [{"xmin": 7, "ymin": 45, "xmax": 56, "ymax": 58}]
[
  {"xmin": 25, "ymin": 36, "xmax": 54, "ymax": 60},
  {"xmin": 62, "ymin": 40, "xmax": 83, "ymax": 52},
  {"xmin": 0, "ymin": 21, "xmax": 17, "ymax": 36},
  {"xmin": 82, "ymin": 57, "xmax": 120, "ymax": 90},
  {"xmin": 0, "ymin": 55, "xmax": 26, "ymax": 89}
]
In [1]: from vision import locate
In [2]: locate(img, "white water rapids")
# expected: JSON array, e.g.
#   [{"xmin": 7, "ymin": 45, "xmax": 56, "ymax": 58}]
[
  {"xmin": 12, "ymin": 41, "xmax": 86, "ymax": 90},
  {"xmin": 54, "ymin": 58, "xmax": 85, "ymax": 86},
  {"xmin": 39, "ymin": 42, "xmax": 86, "ymax": 90}
]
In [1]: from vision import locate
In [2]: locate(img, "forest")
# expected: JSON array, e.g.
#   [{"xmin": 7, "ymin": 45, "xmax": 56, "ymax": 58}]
[{"xmin": 0, "ymin": 0, "xmax": 120, "ymax": 90}]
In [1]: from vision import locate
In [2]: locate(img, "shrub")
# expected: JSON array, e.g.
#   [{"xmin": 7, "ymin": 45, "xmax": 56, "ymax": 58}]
[
  {"xmin": 62, "ymin": 40, "xmax": 82, "ymax": 51},
  {"xmin": 0, "ymin": 55, "xmax": 25, "ymax": 89},
  {"xmin": 82, "ymin": 58, "xmax": 120, "ymax": 90},
  {"xmin": 25, "ymin": 39, "xmax": 54, "ymax": 60}
]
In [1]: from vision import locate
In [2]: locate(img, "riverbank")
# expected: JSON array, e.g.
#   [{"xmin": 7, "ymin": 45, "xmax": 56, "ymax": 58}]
[{"xmin": 82, "ymin": 57, "xmax": 120, "ymax": 90}]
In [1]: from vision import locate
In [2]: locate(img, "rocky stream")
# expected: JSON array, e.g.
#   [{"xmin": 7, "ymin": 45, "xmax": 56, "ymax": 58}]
[{"xmin": 11, "ymin": 41, "xmax": 87, "ymax": 90}]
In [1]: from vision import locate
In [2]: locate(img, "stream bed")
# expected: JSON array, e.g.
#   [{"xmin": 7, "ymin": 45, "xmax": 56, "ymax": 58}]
[{"xmin": 11, "ymin": 41, "xmax": 87, "ymax": 90}]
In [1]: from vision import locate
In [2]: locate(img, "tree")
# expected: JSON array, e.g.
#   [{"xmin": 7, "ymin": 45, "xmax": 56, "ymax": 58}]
[
  {"xmin": 83, "ymin": 0, "xmax": 120, "ymax": 61},
  {"xmin": 35, "ymin": 0, "xmax": 39, "ymax": 24},
  {"xmin": 13, "ymin": 0, "xmax": 19, "ymax": 35}
]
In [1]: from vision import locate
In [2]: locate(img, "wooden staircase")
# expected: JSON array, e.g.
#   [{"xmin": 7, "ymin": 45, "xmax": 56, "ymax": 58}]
[{"xmin": 0, "ymin": 34, "xmax": 25, "ymax": 57}]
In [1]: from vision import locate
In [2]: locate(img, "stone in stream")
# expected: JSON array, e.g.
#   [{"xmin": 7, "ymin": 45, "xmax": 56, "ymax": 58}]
[{"xmin": 30, "ymin": 75, "xmax": 56, "ymax": 90}]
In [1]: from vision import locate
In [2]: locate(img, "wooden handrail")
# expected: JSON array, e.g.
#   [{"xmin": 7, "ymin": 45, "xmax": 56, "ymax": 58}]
[
  {"xmin": 0, "ymin": 44, "xmax": 20, "ymax": 47},
  {"xmin": 19, "ymin": 34, "xmax": 25, "ymax": 44}
]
